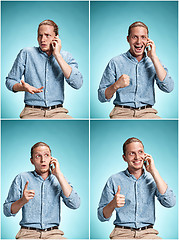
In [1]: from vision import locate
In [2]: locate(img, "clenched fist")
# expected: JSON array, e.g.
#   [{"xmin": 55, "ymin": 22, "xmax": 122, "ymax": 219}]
[{"xmin": 114, "ymin": 74, "xmax": 130, "ymax": 89}]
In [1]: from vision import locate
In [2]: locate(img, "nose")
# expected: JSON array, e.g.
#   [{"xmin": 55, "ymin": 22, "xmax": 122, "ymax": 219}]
[
  {"xmin": 136, "ymin": 37, "xmax": 141, "ymax": 44},
  {"xmin": 40, "ymin": 155, "xmax": 45, "ymax": 162},
  {"xmin": 41, "ymin": 35, "xmax": 46, "ymax": 42},
  {"xmin": 135, "ymin": 153, "xmax": 140, "ymax": 160}
]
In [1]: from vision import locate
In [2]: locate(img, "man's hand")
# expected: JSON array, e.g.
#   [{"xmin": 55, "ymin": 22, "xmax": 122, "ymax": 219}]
[
  {"xmin": 143, "ymin": 153, "xmax": 156, "ymax": 174},
  {"xmin": 52, "ymin": 35, "xmax": 62, "ymax": 57},
  {"xmin": 21, "ymin": 80, "xmax": 43, "ymax": 94},
  {"xmin": 114, "ymin": 185, "xmax": 125, "ymax": 208},
  {"xmin": 146, "ymin": 38, "xmax": 157, "ymax": 60},
  {"xmin": 114, "ymin": 74, "xmax": 130, "ymax": 90},
  {"xmin": 22, "ymin": 181, "xmax": 35, "ymax": 204},
  {"xmin": 50, "ymin": 157, "xmax": 61, "ymax": 177}
]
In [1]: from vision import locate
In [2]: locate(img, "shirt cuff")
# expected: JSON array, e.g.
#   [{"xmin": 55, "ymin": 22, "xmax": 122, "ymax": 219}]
[
  {"xmin": 98, "ymin": 207, "xmax": 111, "ymax": 222},
  {"xmin": 65, "ymin": 67, "xmax": 83, "ymax": 89},
  {"xmin": 3, "ymin": 203, "xmax": 16, "ymax": 217},
  {"xmin": 98, "ymin": 88, "xmax": 111, "ymax": 103}
]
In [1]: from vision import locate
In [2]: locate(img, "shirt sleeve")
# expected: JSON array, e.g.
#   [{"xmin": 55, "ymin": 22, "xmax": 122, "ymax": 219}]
[
  {"xmin": 65, "ymin": 53, "xmax": 83, "ymax": 90},
  {"xmin": 98, "ymin": 59, "xmax": 117, "ymax": 103},
  {"xmin": 97, "ymin": 177, "xmax": 115, "ymax": 222},
  {"xmin": 60, "ymin": 183, "xmax": 80, "ymax": 210},
  {"xmin": 3, "ymin": 175, "xmax": 22, "ymax": 217},
  {"xmin": 155, "ymin": 62, "xmax": 174, "ymax": 93},
  {"xmin": 156, "ymin": 185, "xmax": 176, "ymax": 208},
  {"xmin": 6, "ymin": 49, "xmax": 26, "ymax": 92}
]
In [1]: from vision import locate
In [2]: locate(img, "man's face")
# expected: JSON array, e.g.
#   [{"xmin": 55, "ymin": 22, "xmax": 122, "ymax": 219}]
[
  {"xmin": 127, "ymin": 26, "xmax": 148, "ymax": 59},
  {"xmin": 123, "ymin": 142, "xmax": 145, "ymax": 172},
  {"xmin": 37, "ymin": 25, "xmax": 56, "ymax": 54},
  {"xmin": 31, "ymin": 146, "xmax": 52, "ymax": 175}
]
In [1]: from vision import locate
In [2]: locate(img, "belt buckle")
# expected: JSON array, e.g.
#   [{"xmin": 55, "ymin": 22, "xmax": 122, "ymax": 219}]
[
  {"xmin": 48, "ymin": 106, "xmax": 52, "ymax": 110},
  {"xmin": 138, "ymin": 227, "xmax": 142, "ymax": 231}
]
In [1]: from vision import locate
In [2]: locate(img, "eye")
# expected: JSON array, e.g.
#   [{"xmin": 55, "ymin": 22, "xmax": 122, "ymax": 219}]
[
  {"xmin": 45, "ymin": 153, "xmax": 49, "ymax": 157},
  {"xmin": 129, "ymin": 152, "xmax": 134, "ymax": 156},
  {"xmin": 142, "ymin": 36, "xmax": 146, "ymax": 39},
  {"xmin": 35, "ymin": 155, "xmax": 40, "ymax": 158}
]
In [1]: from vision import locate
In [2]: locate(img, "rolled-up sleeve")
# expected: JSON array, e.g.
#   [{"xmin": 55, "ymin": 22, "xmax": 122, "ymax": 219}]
[
  {"xmin": 65, "ymin": 53, "xmax": 83, "ymax": 89},
  {"xmin": 98, "ymin": 59, "xmax": 116, "ymax": 103},
  {"xmin": 61, "ymin": 188, "xmax": 80, "ymax": 209},
  {"xmin": 3, "ymin": 175, "xmax": 22, "ymax": 217},
  {"xmin": 155, "ymin": 63, "xmax": 174, "ymax": 93},
  {"xmin": 156, "ymin": 186, "xmax": 176, "ymax": 208},
  {"xmin": 6, "ymin": 49, "xmax": 26, "ymax": 92},
  {"xmin": 97, "ymin": 178, "xmax": 114, "ymax": 222}
]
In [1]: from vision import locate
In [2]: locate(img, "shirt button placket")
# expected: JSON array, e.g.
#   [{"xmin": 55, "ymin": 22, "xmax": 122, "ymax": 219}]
[{"xmin": 41, "ymin": 182, "xmax": 45, "ymax": 229}]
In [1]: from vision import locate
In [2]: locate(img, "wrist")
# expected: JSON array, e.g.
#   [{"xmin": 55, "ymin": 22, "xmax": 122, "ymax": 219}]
[{"xmin": 150, "ymin": 54, "xmax": 158, "ymax": 62}]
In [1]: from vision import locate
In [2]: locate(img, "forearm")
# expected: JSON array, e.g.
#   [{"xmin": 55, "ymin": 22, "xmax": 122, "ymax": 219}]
[
  {"xmin": 13, "ymin": 83, "xmax": 25, "ymax": 92},
  {"xmin": 55, "ymin": 172, "xmax": 72, "ymax": 197},
  {"xmin": 11, "ymin": 197, "xmax": 27, "ymax": 214},
  {"xmin": 151, "ymin": 169, "xmax": 167, "ymax": 195},
  {"xmin": 103, "ymin": 198, "xmax": 116, "ymax": 219},
  {"xmin": 54, "ymin": 54, "xmax": 72, "ymax": 79},
  {"xmin": 151, "ymin": 56, "xmax": 167, "ymax": 82},
  {"xmin": 105, "ymin": 83, "xmax": 118, "ymax": 99}
]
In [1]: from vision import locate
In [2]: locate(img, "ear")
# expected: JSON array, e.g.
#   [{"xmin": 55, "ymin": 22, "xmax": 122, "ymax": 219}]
[
  {"xmin": 30, "ymin": 158, "xmax": 34, "ymax": 165},
  {"xmin": 127, "ymin": 36, "xmax": 129, "ymax": 43},
  {"xmin": 122, "ymin": 154, "xmax": 127, "ymax": 162}
]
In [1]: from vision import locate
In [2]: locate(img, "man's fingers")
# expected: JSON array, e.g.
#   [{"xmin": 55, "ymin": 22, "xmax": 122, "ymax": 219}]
[
  {"xmin": 24, "ymin": 181, "xmax": 29, "ymax": 190},
  {"xmin": 117, "ymin": 185, "xmax": 121, "ymax": 194}
]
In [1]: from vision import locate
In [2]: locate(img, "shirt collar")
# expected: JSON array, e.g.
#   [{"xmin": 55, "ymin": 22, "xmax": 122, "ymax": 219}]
[
  {"xmin": 33, "ymin": 170, "xmax": 52, "ymax": 181},
  {"xmin": 38, "ymin": 47, "xmax": 54, "ymax": 59},
  {"xmin": 124, "ymin": 168, "xmax": 147, "ymax": 180},
  {"xmin": 126, "ymin": 50, "xmax": 147, "ymax": 63}
]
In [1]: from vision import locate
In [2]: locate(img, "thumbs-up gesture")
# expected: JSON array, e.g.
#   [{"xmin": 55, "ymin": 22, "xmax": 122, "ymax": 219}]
[
  {"xmin": 114, "ymin": 185, "xmax": 125, "ymax": 208},
  {"xmin": 22, "ymin": 181, "xmax": 35, "ymax": 203}
]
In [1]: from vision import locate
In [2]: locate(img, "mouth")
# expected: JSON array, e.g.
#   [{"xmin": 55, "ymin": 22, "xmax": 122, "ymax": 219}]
[
  {"xmin": 40, "ymin": 44, "xmax": 47, "ymax": 48},
  {"xmin": 134, "ymin": 45, "xmax": 144, "ymax": 52},
  {"xmin": 132, "ymin": 160, "xmax": 143, "ymax": 165},
  {"xmin": 41, "ymin": 164, "xmax": 47, "ymax": 168}
]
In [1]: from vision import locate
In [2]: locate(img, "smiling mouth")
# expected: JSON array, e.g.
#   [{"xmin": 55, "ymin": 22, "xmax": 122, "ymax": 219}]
[
  {"xmin": 133, "ymin": 160, "xmax": 143, "ymax": 164},
  {"xmin": 134, "ymin": 45, "xmax": 143, "ymax": 51}
]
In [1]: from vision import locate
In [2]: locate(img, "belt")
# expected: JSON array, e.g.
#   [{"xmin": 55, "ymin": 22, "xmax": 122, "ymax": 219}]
[
  {"xmin": 115, "ymin": 224, "xmax": 153, "ymax": 231},
  {"xmin": 21, "ymin": 226, "xmax": 58, "ymax": 232},
  {"xmin": 115, "ymin": 104, "xmax": 152, "ymax": 110},
  {"xmin": 25, "ymin": 104, "xmax": 63, "ymax": 110}
]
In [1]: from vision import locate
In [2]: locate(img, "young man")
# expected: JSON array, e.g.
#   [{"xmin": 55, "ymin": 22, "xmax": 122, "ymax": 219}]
[
  {"xmin": 4, "ymin": 142, "xmax": 80, "ymax": 239},
  {"xmin": 6, "ymin": 20, "xmax": 83, "ymax": 119},
  {"xmin": 98, "ymin": 21, "xmax": 174, "ymax": 119},
  {"xmin": 98, "ymin": 137, "xmax": 176, "ymax": 239}
]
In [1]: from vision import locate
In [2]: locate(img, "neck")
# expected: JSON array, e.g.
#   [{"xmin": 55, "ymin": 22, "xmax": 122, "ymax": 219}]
[
  {"xmin": 128, "ymin": 167, "xmax": 143, "ymax": 180},
  {"xmin": 35, "ymin": 169, "xmax": 50, "ymax": 180},
  {"xmin": 129, "ymin": 50, "xmax": 144, "ymax": 62}
]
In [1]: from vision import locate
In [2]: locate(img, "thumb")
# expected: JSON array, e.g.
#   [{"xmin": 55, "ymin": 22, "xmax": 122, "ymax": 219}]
[
  {"xmin": 21, "ymin": 79, "xmax": 25, "ymax": 85},
  {"xmin": 24, "ymin": 181, "xmax": 29, "ymax": 190},
  {"xmin": 117, "ymin": 185, "xmax": 121, "ymax": 194}
]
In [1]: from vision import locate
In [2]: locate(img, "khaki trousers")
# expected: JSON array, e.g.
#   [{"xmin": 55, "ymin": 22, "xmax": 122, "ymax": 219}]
[
  {"xmin": 109, "ymin": 106, "xmax": 161, "ymax": 119},
  {"xmin": 20, "ymin": 106, "xmax": 73, "ymax": 119},
  {"xmin": 110, "ymin": 227, "xmax": 162, "ymax": 239},
  {"xmin": 16, "ymin": 228, "xmax": 66, "ymax": 239}
]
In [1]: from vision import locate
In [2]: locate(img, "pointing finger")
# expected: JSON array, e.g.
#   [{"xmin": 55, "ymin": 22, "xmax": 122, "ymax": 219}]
[{"xmin": 24, "ymin": 181, "xmax": 29, "ymax": 190}]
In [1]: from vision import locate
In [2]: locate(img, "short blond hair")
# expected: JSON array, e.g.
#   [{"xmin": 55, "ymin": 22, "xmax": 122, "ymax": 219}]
[
  {"xmin": 123, "ymin": 137, "xmax": 144, "ymax": 156},
  {"xmin": 31, "ymin": 142, "xmax": 51, "ymax": 158},
  {"xmin": 128, "ymin": 21, "xmax": 149, "ymax": 36},
  {"xmin": 38, "ymin": 19, "xmax": 59, "ymax": 36}
]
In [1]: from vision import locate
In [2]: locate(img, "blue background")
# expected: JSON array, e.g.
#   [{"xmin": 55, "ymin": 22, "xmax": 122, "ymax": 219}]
[
  {"xmin": 90, "ymin": 120, "xmax": 178, "ymax": 239},
  {"xmin": 1, "ymin": 1, "xmax": 89, "ymax": 119},
  {"xmin": 1, "ymin": 120, "xmax": 89, "ymax": 239},
  {"xmin": 90, "ymin": 1, "xmax": 178, "ymax": 119}
]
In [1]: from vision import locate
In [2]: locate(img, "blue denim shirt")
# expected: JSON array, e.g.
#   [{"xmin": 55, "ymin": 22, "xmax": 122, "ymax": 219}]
[
  {"xmin": 6, "ymin": 47, "xmax": 83, "ymax": 107},
  {"xmin": 98, "ymin": 169, "xmax": 176, "ymax": 228},
  {"xmin": 98, "ymin": 51, "xmax": 174, "ymax": 108},
  {"xmin": 3, "ymin": 171, "xmax": 80, "ymax": 229}
]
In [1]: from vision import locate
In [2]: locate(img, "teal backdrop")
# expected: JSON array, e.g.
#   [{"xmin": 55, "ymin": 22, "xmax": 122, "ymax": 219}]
[
  {"xmin": 1, "ymin": 120, "xmax": 89, "ymax": 239},
  {"xmin": 1, "ymin": 1, "xmax": 89, "ymax": 119},
  {"xmin": 90, "ymin": 120, "xmax": 178, "ymax": 239},
  {"xmin": 90, "ymin": 1, "xmax": 178, "ymax": 119}
]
